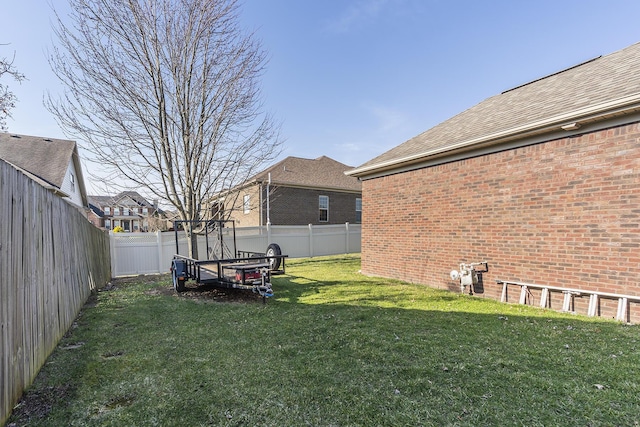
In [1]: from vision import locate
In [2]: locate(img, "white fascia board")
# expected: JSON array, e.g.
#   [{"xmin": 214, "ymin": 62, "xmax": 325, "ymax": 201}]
[{"xmin": 346, "ymin": 93, "xmax": 640, "ymax": 178}]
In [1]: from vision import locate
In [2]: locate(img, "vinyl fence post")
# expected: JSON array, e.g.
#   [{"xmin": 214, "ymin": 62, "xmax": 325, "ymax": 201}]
[
  {"xmin": 309, "ymin": 223, "xmax": 313, "ymax": 258},
  {"xmin": 345, "ymin": 222, "xmax": 350, "ymax": 254},
  {"xmin": 109, "ymin": 231, "xmax": 117, "ymax": 277},
  {"xmin": 156, "ymin": 231, "xmax": 163, "ymax": 274}
]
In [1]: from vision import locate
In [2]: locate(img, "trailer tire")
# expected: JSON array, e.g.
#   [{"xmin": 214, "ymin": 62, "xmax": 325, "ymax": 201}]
[
  {"xmin": 266, "ymin": 243, "xmax": 282, "ymax": 271},
  {"xmin": 172, "ymin": 262, "xmax": 186, "ymax": 293}
]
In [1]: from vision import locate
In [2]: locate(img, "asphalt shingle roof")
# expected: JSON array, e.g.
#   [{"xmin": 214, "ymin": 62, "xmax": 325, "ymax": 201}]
[
  {"xmin": 350, "ymin": 41, "xmax": 640, "ymax": 176},
  {"xmin": 252, "ymin": 156, "xmax": 361, "ymax": 192},
  {"xmin": 88, "ymin": 191, "xmax": 156, "ymax": 209},
  {"xmin": 0, "ymin": 133, "xmax": 76, "ymax": 188}
]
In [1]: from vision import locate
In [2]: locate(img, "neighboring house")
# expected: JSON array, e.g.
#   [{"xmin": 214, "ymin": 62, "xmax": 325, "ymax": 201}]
[
  {"xmin": 88, "ymin": 191, "xmax": 166, "ymax": 232},
  {"xmin": 211, "ymin": 156, "xmax": 362, "ymax": 227},
  {"xmin": 0, "ymin": 133, "xmax": 88, "ymax": 211},
  {"xmin": 347, "ymin": 41, "xmax": 640, "ymax": 322}
]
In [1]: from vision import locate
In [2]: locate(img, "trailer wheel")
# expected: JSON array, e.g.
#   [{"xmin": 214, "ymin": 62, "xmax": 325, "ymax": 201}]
[
  {"xmin": 266, "ymin": 243, "xmax": 282, "ymax": 271},
  {"xmin": 172, "ymin": 262, "xmax": 186, "ymax": 293}
]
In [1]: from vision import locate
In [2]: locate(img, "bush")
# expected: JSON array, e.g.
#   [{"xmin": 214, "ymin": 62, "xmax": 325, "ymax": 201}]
[{"xmin": 112, "ymin": 226, "xmax": 124, "ymax": 233}]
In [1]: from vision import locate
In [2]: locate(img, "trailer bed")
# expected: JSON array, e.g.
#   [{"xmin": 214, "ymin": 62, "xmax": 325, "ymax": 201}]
[{"xmin": 169, "ymin": 219, "xmax": 287, "ymax": 302}]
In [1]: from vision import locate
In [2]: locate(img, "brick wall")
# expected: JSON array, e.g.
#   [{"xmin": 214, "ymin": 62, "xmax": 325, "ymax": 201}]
[
  {"xmin": 269, "ymin": 186, "xmax": 361, "ymax": 225},
  {"xmin": 361, "ymin": 122, "xmax": 640, "ymax": 322},
  {"xmin": 87, "ymin": 210, "xmax": 103, "ymax": 229},
  {"xmin": 225, "ymin": 184, "xmax": 361, "ymax": 226}
]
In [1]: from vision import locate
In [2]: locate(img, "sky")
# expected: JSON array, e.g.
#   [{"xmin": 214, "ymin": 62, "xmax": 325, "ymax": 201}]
[{"xmin": 2, "ymin": 0, "xmax": 640, "ymax": 195}]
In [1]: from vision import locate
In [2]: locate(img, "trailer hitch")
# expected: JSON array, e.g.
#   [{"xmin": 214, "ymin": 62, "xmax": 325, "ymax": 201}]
[
  {"xmin": 253, "ymin": 267, "xmax": 274, "ymax": 302},
  {"xmin": 253, "ymin": 285, "xmax": 274, "ymax": 298}
]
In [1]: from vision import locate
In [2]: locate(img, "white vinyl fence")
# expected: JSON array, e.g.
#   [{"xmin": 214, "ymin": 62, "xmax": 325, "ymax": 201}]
[{"xmin": 110, "ymin": 223, "xmax": 361, "ymax": 277}]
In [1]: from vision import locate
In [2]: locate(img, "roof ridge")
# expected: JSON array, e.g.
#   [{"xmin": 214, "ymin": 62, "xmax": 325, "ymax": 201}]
[{"xmin": 502, "ymin": 55, "xmax": 602, "ymax": 94}]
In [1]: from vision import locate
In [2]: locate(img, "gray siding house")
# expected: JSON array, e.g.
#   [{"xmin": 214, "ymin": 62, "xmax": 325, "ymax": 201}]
[{"xmin": 0, "ymin": 133, "xmax": 88, "ymax": 211}]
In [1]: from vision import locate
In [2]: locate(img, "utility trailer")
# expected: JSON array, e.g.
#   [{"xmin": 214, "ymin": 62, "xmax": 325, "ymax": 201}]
[{"xmin": 169, "ymin": 220, "xmax": 286, "ymax": 302}]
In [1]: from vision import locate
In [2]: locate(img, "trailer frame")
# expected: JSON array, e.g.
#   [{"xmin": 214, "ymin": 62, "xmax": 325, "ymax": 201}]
[{"xmin": 169, "ymin": 220, "xmax": 286, "ymax": 302}]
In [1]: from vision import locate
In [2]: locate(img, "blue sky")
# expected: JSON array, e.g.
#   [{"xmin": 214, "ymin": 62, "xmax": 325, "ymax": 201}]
[{"xmin": 2, "ymin": 0, "xmax": 640, "ymax": 193}]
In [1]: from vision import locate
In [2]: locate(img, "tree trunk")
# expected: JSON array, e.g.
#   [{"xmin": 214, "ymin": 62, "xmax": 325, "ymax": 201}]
[{"xmin": 187, "ymin": 223, "xmax": 199, "ymax": 260}]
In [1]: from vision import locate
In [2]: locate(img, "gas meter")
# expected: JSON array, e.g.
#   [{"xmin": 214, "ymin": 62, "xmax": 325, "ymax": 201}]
[{"xmin": 450, "ymin": 261, "xmax": 488, "ymax": 294}]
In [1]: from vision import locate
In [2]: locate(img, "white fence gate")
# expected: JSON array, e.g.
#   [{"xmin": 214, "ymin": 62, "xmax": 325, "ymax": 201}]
[{"xmin": 110, "ymin": 223, "xmax": 361, "ymax": 277}]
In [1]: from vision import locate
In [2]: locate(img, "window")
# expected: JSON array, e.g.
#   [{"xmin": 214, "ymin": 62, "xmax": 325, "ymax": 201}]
[
  {"xmin": 123, "ymin": 207, "xmax": 130, "ymax": 216},
  {"xmin": 114, "ymin": 207, "xmax": 120, "ymax": 215},
  {"xmin": 104, "ymin": 206, "xmax": 111, "ymax": 215},
  {"xmin": 211, "ymin": 202, "xmax": 223, "ymax": 220},
  {"xmin": 142, "ymin": 207, "xmax": 149, "ymax": 215},
  {"xmin": 243, "ymin": 194, "xmax": 250, "ymax": 214},
  {"xmin": 355, "ymin": 198, "xmax": 362, "ymax": 223},
  {"xmin": 319, "ymin": 195, "xmax": 329, "ymax": 222},
  {"xmin": 70, "ymin": 173, "xmax": 75, "ymax": 191},
  {"xmin": 104, "ymin": 219, "xmax": 111, "ymax": 229}
]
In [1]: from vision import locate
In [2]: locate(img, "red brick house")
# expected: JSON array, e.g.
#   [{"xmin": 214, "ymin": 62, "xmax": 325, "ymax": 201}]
[
  {"xmin": 212, "ymin": 156, "xmax": 362, "ymax": 227},
  {"xmin": 88, "ymin": 191, "xmax": 166, "ymax": 232},
  {"xmin": 347, "ymin": 42, "xmax": 640, "ymax": 322}
]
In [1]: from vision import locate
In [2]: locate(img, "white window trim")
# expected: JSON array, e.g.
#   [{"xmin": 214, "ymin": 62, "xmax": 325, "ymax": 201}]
[
  {"xmin": 319, "ymin": 195, "xmax": 329, "ymax": 222},
  {"xmin": 243, "ymin": 194, "xmax": 251, "ymax": 214}
]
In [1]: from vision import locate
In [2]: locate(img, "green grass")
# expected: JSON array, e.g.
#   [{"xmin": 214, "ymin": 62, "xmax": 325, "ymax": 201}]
[{"xmin": 9, "ymin": 254, "xmax": 640, "ymax": 426}]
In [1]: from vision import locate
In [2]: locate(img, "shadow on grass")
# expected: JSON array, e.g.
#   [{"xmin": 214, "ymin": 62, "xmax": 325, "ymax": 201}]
[
  {"xmin": 273, "ymin": 272, "xmax": 462, "ymax": 307},
  {"xmin": 9, "ymin": 257, "xmax": 640, "ymax": 426}
]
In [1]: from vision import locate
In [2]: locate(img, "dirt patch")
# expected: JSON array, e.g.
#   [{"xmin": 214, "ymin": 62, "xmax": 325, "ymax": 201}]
[
  {"xmin": 147, "ymin": 282, "xmax": 268, "ymax": 304},
  {"xmin": 7, "ymin": 385, "xmax": 72, "ymax": 426},
  {"xmin": 127, "ymin": 272, "xmax": 269, "ymax": 303}
]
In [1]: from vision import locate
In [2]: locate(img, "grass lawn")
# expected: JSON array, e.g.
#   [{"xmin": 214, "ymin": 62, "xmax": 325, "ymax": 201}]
[{"xmin": 8, "ymin": 254, "xmax": 640, "ymax": 426}]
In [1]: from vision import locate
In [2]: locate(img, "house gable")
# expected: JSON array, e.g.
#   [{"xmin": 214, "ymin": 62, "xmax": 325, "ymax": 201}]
[
  {"xmin": 60, "ymin": 156, "xmax": 84, "ymax": 207},
  {"xmin": 0, "ymin": 133, "xmax": 88, "ymax": 208}
]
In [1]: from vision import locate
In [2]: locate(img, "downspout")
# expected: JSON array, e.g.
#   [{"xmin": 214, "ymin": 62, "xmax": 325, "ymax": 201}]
[
  {"xmin": 267, "ymin": 172, "xmax": 271, "ymax": 226},
  {"xmin": 259, "ymin": 181, "xmax": 263, "ymax": 227}
]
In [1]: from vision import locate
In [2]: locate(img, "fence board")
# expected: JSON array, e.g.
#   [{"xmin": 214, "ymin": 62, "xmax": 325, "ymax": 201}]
[
  {"xmin": 0, "ymin": 159, "xmax": 111, "ymax": 424},
  {"xmin": 110, "ymin": 223, "xmax": 361, "ymax": 276}
]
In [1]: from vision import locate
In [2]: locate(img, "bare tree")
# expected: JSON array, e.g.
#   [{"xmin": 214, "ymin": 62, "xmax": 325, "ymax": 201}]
[
  {"xmin": 0, "ymin": 47, "xmax": 26, "ymax": 131},
  {"xmin": 47, "ymin": 0, "xmax": 282, "ymax": 258}
]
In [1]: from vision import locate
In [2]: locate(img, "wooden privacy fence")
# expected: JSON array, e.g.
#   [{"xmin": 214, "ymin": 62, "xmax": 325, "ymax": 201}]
[
  {"xmin": 111, "ymin": 223, "xmax": 361, "ymax": 277},
  {"xmin": 0, "ymin": 160, "xmax": 111, "ymax": 425}
]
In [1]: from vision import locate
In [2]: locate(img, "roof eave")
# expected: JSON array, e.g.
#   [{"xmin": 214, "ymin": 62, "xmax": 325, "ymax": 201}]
[{"xmin": 346, "ymin": 93, "xmax": 640, "ymax": 178}]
